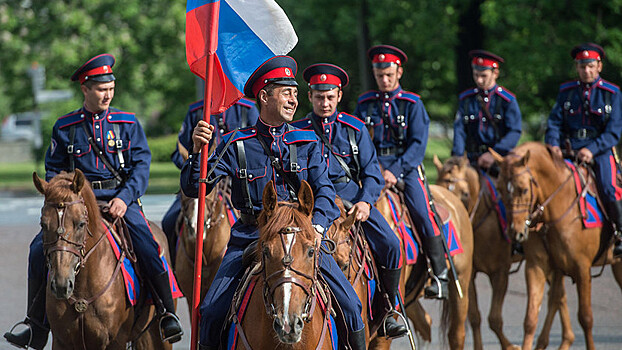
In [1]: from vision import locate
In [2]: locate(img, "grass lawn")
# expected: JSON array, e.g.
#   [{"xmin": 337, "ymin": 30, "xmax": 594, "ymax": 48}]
[{"xmin": 0, "ymin": 137, "xmax": 454, "ymax": 195}]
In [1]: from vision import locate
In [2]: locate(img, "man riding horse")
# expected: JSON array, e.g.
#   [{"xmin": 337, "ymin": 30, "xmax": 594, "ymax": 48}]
[
  {"xmin": 181, "ymin": 56, "xmax": 368, "ymax": 350},
  {"xmin": 545, "ymin": 42, "xmax": 622, "ymax": 257},
  {"xmin": 290, "ymin": 63, "xmax": 407, "ymax": 338},
  {"xmin": 4, "ymin": 54, "xmax": 183, "ymax": 349}
]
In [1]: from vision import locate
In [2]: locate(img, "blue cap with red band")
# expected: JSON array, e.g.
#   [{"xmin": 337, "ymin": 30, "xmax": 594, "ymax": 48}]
[
  {"xmin": 71, "ymin": 54, "xmax": 116, "ymax": 84},
  {"xmin": 244, "ymin": 55, "xmax": 298, "ymax": 98},
  {"xmin": 303, "ymin": 63, "xmax": 349, "ymax": 91}
]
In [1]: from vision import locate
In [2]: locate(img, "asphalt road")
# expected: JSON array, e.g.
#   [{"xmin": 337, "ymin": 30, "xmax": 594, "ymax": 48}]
[{"xmin": 1, "ymin": 193, "xmax": 620, "ymax": 349}]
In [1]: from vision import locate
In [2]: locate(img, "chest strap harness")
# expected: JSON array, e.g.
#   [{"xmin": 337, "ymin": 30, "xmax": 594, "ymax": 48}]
[
  {"xmin": 308, "ymin": 113, "xmax": 360, "ymax": 184},
  {"xmin": 235, "ymin": 126, "xmax": 301, "ymax": 223},
  {"xmin": 562, "ymin": 87, "xmax": 611, "ymax": 141},
  {"xmin": 366, "ymin": 98, "xmax": 407, "ymax": 156}
]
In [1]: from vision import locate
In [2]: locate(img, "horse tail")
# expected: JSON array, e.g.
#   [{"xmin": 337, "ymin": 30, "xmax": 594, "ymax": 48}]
[{"xmin": 439, "ymin": 298, "xmax": 451, "ymax": 348}]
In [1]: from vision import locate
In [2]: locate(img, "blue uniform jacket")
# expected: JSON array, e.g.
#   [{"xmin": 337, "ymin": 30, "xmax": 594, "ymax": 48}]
[
  {"xmin": 290, "ymin": 111, "xmax": 384, "ymax": 206},
  {"xmin": 171, "ymin": 98, "xmax": 259, "ymax": 169},
  {"xmin": 545, "ymin": 77, "xmax": 622, "ymax": 156},
  {"xmin": 45, "ymin": 107, "xmax": 151, "ymax": 205},
  {"xmin": 353, "ymin": 85, "xmax": 429, "ymax": 178},
  {"xmin": 180, "ymin": 119, "xmax": 339, "ymax": 243},
  {"xmin": 452, "ymin": 84, "xmax": 522, "ymax": 158}
]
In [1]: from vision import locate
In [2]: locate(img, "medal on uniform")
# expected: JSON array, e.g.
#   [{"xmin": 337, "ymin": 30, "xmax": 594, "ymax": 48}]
[{"xmin": 107, "ymin": 130, "xmax": 115, "ymax": 147}]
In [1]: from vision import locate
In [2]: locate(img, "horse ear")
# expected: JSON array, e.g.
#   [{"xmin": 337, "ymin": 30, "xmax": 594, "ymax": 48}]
[
  {"xmin": 71, "ymin": 169, "xmax": 86, "ymax": 194},
  {"xmin": 297, "ymin": 180, "xmax": 314, "ymax": 216},
  {"xmin": 519, "ymin": 150, "xmax": 531, "ymax": 167},
  {"xmin": 433, "ymin": 154, "xmax": 443, "ymax": 173},
  {"xmin": 262, "ymin": 180, "xmax": 278, "ymax": 217},
  {"xmin": 341, "ymin": 206, "xmax": 357, "ymax": 232},
  {"xmin": 32, "ymin": 172, "xmax": 47, "ymax": 194},
  {"xmin": 488, "ymin": 147, "xmax": 504, "ymax": 164}
]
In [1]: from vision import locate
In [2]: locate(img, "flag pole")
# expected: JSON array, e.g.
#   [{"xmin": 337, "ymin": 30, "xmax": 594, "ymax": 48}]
[{"xmin": 191, "ymin": 2, "xmax": 220, "ymax": 349}]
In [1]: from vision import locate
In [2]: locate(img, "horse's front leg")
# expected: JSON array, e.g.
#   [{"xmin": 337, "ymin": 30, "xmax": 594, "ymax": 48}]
[
  {"xmin": 534, "ymin": 269, "xmax": 574, "ymax": 350},
  {"xmin": 522, "ymin": 237, "xmax": 549, "ymax": 350},
  {"xmin": 575, "ymin": 263, "xmax": 595, "ymax": 350},
  {"xmin": 487, "ymin": 269, "xmax": 519, "ymax": 350},
  {"xmin": 467, "ymin": 271, "xmax": 483, "ymax": 350}
]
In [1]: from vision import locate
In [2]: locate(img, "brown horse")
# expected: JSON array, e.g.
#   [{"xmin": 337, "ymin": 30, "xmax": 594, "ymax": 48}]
[
  {"xmin": 33, "ymin": 170, "xmax": 170, "ymax": 349},
  {"xmin": 230, "ymin": 180, "xmax": 335, "ymax": 349},
  {"xmin": 372, "ymin": 184, "xmax": 473, "ymax": 350},
  {"xmin": 175, "ymin": 182, "xmax": 231, "ymax": 317},
  {"xmin": 434, "ymin": 154, "xmax": 577, "ymax": 350},
  {"xmin": 491, "ymin": 142, "xmax": 622, "ymax": 350}
]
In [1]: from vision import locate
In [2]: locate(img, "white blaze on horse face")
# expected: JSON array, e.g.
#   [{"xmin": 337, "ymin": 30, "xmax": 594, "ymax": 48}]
[
  {"xmin": 191, "ymin": 198, "xmax": 199, "ymax": 233},
  {"xmin": 57, "ymin": 209, "xmax": 64, "ymax": 225},
  {"xmin": 282, "ymin": 232, "xmax": 295, "ymax": 324}
]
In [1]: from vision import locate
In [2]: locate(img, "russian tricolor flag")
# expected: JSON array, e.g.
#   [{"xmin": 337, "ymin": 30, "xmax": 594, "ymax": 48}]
[{"xmin": 186, "ymin": 0, "xmax": 298, "ymax": 114}]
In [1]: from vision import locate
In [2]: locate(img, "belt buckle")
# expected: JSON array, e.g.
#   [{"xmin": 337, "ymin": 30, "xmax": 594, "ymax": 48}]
[
  {"xmin": 577, "ymin": 129, "xmax": 587, "ymax": 139},
  {"xmin": 92, "ymin": 181, "xmax": 101, "ymax": 190}
]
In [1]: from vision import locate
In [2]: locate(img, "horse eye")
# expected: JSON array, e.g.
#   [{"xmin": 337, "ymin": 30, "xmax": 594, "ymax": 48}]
[
  {"xmin": 77, "ymin": 221, "xmax": 86, "ymax": 230},
  {"xmin": 521, "ymin": 188, "xmax": 529, "ymax": 196},
  {"xmin": 307, "ymin": 247, "xmax": 315, "ymax": 258},
  {"xmin": 263, "ymin": 246, "xmax": 271, "ymax": 258}
]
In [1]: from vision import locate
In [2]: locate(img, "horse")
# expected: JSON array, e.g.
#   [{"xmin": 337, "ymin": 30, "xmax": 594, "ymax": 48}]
[
  {"xmin": 372, "ymin": 184, "xmax": 474, "ymax": 350},
  {"xmin": 491, "ymin": 142, "xmax": 622, "ymax": 350},
  {"xmin": 174, "ymin": 182, "xmax": 231, "ymax": 317},
  {"xmin": 228, "ymin": 180, "xmax": 336, "ymax": 349},
  {"xmin": 33, "ymin": 170, "xmax": 170, "ymax": 349},
  {"xmin": 434, "ymin": 154, "xmax": 579, "ymax": 350}
]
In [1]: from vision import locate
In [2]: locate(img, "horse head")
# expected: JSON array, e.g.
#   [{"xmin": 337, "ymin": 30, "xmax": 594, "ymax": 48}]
[
  {"xmin": 257, "ymin": 180, "xmax": 318, "ymax": 344},
  {"xmin": 326, "ymin": 197, "xmax": 358, "ymax": 274},
  {"xmin": 492, "ymin": 148, "xmax": 538, "ymax": 243},
  {"xmin": 434, "ymin": 154, "xmax": 474, "ymax": 209},
  {"xmin": 34, "ymin": 170, "xmax": 99, "ymax": 300}
]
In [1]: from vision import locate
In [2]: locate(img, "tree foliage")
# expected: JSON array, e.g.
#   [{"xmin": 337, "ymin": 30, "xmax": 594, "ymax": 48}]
[{"xmin": 2, "ymin": 0, "xmax": 622, "ymax": 141}]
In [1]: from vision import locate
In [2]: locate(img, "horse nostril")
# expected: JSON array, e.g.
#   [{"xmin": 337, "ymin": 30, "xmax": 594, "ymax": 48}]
[
  {"xmin": 68, "ymin": 279, "xmax": 74, "ymax": 291},
  {"xmin": 293, "ymin": 315, "xmax": 304, "ymax": 333},
  {"xmin": 273, "ymin": 317, "xmax": 282, "ymax": 332}
]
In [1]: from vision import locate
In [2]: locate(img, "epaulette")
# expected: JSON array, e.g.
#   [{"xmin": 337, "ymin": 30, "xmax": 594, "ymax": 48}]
[
  {"xmin": 236, "ymin": 97, "xmax": 256, "ymax": 109},
  {"xmin": 495, "ymin": 86, "xmax": 516, "ymax": 103},
  {"xmin": 559, "ymin": 80, "xmax": 580, "ymax": 92},
  {"xmin": 57, "ymin": 110, "xmax": 85, "ymax": 129},
  {"xmin": 222, "ymin": 126, "xmax": 257, "ymax": 144},
  {"xmin": 188, "ymin": 100, "xmax": 204, "ymax": 114},
  {"xmin": 597, "ymin": 79, "xmax": 620, "ymax": 94},
  {"xmin": 357, "ymin": 90, "xmax": 380, "ymax": 104},
  {"xmin": 283, "ymin": 129, "xmax": 317, "ymax": 144},
  {"xmin": 289, "ymin": 118, "xmax": 313, "ymax": 130},
  {"xmin": 107, "ymin": 111, "xmax": 136, "ymax": 123},
  {"xmin": 459, "ymin": 88, "xmax": 478, "ymax": 101},
  {"xmin": 396, "ymin": 91, "xmax": 421, "ymax": 104},
  {"xmin": 337, "ymin": 113, "xmax": 364, "ymax": 131}
]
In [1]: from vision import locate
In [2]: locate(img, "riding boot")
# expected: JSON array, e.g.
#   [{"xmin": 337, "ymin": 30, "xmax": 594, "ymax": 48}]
[
  {"xmin": 151, "ymin": 271, "xmax": 184, "ymax": 343},
  {"xmin": 199, "ymin": 345, "xmax": 217, "ymax": 350},
  {"xmin": 423, "ymin": 235, "xmax": 449, "ymax": 299},
  {"xmin": 606, "ymin": 201, "xmax": 622, "ymax": 258},
  {"xmin": 348, "ymin": 327, "xmax": 367, "ymax": 350},
  {"xmin": 376, "ymin": 267, "xmax": 408, "ymax": 338},
  {"xmin": 4, "ymin": 278, "xmax": 49, "ymax": 350}
]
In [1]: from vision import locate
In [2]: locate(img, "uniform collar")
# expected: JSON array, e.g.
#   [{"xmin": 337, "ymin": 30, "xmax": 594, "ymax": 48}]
[
  {"xmin": 581, "ymin": 76, "xmax": 601, "ymax": 90},
  {"xmin": 311, "ymin": 110, "xmax": 339, "ymax": 124},
  {"xmin": 477, "ymin": 84, "xmax": 498, "ymax": 96},
  {"xmin": 82, "ymin": 106, "xmax": 109, "ymax": 121},
  {"xmin": 255, "ymin": 117, "xmax": 288, "ymax": 137},
  {"xmin": 379, "ymin": 85, "xmax": 403, "ymax": 100}
]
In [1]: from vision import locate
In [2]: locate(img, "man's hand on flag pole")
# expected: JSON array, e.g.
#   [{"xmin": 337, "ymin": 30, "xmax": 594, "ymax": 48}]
[{"xmin": 192, "ymin": 120, "xmax": 215, "ymax": 153}]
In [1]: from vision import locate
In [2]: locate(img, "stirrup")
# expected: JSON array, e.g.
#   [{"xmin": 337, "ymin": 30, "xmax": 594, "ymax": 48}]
[
  {"xmin": 378, "ymin": 310, "xmax": 409, "ymax": 340},
  {"xmin": 424, "ymin": 274, "xmax": 448, "ymax": 299},
  {"xmin": 5, "ymin": 320, "xmax": 33, "ymax": 349},
  {"xmin": 158, "ymin": 312, "xmax": 184, "ymax": 343}
]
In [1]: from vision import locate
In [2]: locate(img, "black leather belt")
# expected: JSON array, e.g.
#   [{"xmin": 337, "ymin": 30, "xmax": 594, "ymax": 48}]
[
  {"xmin": 379, "ymin": 147, "xmax": 399, "ymax": 156},
  {"xmin": 240, "ymin": 212, "xmax": 258, "ymax": 226},
  {"xmin": 570, "ymin": 128, "xmax": 599, "ymax": 140},
  {"xmin": 91, "ymin": 179, "xmax": 121, "ymax": 190},
  {"xmin": 334, "ymin": 176, "xmax": 350, "ymax": 184}
]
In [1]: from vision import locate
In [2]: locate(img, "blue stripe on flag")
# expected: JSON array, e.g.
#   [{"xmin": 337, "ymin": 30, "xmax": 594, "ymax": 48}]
[
  {"xmin": 217, "ymin": 1, "xmax": 275, "ymax": 92},
  {"xmin": 186, "ymin": 0, "xmax": 218, "ymax": 13}
]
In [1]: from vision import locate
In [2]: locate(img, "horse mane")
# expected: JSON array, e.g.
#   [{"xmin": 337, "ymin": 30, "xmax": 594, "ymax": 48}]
[
  {"xmin": 47, "ymin": 172, "xmax": 101, "ymax": 233},
  {"xmin": 442, "ymin": 155, "xmax": 469, "ymax": 173},
  {"xmin": 509, "ymin": 142, "xmax": 566, "ymax": 170},
  {"xmin": 257, "ymin": 201, "xmax": 315, "ymax": 245}
]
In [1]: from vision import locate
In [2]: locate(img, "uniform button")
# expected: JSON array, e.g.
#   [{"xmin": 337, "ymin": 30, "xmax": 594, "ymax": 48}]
[
  {"xmin": 276, "ymin": 173, "xmax": 280, "ymax": 177},
  {"xmin": 385, "ymin": 102, "xmax": 389, "ymax": 107},
  {"xmin": 95, "ymin": 125, "xmax": 100, "ymax": 129},
  {"xmin": 324, "ymin": 118, "xmax": 328, "ymax": 123},
  {"xmin": 375, "ymin": 93, "xmax": 379, "ymax": 98},
  {"xmin": 324, "ymin": 154, "xmax": 328, "ymax": 158},
  {"xmin": 398, "ymin": 93, "xmax": 402, "ymax": 97},
  {"xmin": 385, "ymin": 125, "xmax": 389, "ymax": 128},
  {"xmin": 248, "ymin": 174, "xmax": 253, "ymax": 179},
  {"xmin": 482, "ymin": 117, "xmax": 487, "ymax": 122},
  {"xmin": 370, "ymin": 122, "xmax": 375, "ymax": 126},
  {"xmin": 96, "ymin": 138, "xmax": 100, "ymax": 142},
  {"xmin": 569, "ymin": 109, "xmax": 574, "ymax": 113},
  {"xmin": 598, "ymin": 108, "xmax": 602, "ymax": 113},
  {"xmin": 308, "ymin": 120, "xmax": 311, "ymax": 124},
  {"xmin": 484, "ymin": 97, "xmax": 489, "ymax": 103},
  {"xmin": 384, "ymin": 94, "xmax": 389, "ymax": 99},
  {"xmin": 497, "ymin": 87, "xmax": 502, "ymax": 92},
  {"xmin": 80, "ymin": 114, "xmax": 84, "ymax": 118},
  {"xmin": 470, "ymin": 115, "xmax": 475, "ymax": 120},
  {"xmin": 325, "ymin": 129, "xmax": 329, "ymax": 133},
  {"xmin": 76, "ymin": 150, "xmax": 81, "ymax": 154},
  {"xmin": 585, "ymin": 111, "xmax": 589, "ymax": 116},
  {"xmin": 342, "ymin": 151, "xmax": 346, "ymax": 155}
]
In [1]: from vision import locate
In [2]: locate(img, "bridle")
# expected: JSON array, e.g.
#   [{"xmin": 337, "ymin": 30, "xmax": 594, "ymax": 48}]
[
  {"xmin": 261, "ymin": 226, "xmax": 319, "ymax": 322},
  {"xmin": 42, "ymin": 198, "xmax": 105, "ymax": 274},
  {"xmin": 504, "ymin": 163, "xmax": 575, "ymax": 242}
]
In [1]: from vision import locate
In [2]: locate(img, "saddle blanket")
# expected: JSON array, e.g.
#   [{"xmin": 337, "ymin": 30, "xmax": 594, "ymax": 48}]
[
  {"xmin": 565, "ymin": 160, "xmax": 603, "ymax": 229},
  {"xmin": 104, "ymin": 223, "xmax": 183, "ymax": 306},
  {"xmin": 226, "ymin": 276, "xmax": 338, "ymax": 350},
  {"xmin": 384, "ymin": 192, "xmax": 463, "ymax": 265},
  {"xmin": 480, "ymin": 170, "xmax": 511, "ymax": 242}
]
